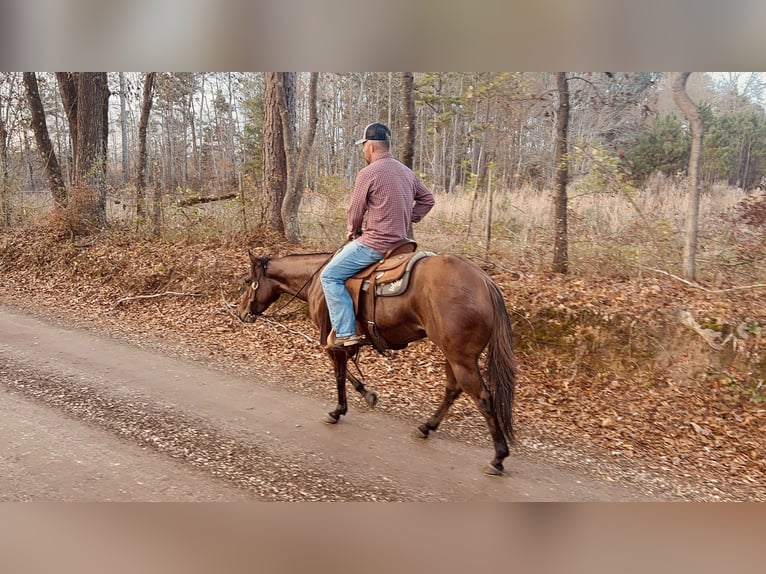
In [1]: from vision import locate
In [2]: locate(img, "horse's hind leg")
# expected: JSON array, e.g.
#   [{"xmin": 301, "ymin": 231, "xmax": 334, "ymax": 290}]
[
  {"xmin": 417, "ymin": 362, "xmax": 462, "ymax": 438},
  {"xmin": 451, "ymin": 359, "xmax": 509, "ymax": 476}
]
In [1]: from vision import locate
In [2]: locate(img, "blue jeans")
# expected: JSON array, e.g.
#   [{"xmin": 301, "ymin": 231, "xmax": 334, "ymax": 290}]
[{"xmin": 320, "ymin": 240, "xmax": 383, "ymax": 337}]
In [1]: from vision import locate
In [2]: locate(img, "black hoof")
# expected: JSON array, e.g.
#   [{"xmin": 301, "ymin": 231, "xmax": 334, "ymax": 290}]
[
  {"xmin": 324, "ymin": 413, "xmax": 340, "ymax": 425},
  {"xmin": 483, "ymin": 463, "xmax": 505, "ymax": 477},
  {"xmin": 416, "ymin": 424, "xmax": 430, "ymax": 439}
]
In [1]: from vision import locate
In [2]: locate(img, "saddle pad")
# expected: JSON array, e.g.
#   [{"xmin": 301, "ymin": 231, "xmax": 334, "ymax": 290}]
[{"xmin": 374, "ymin": 251, "xmax": 434, "ymax": 296}]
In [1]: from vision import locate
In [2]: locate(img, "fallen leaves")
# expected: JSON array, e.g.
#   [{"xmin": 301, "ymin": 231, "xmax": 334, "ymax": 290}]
[{"xmin": 1, "ymin": 226, "xmax": 765, "ymax": 500}]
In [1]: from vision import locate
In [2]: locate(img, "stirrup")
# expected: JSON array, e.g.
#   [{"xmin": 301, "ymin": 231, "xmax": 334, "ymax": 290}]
[{"xmin": 327, "ymin": 330, "xmax": 365, "ymax": 349}]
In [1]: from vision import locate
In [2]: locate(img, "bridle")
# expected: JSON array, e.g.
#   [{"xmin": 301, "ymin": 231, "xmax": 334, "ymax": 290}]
[
  {"xmin": 247, "ymin": 254, "xmax": 331, "ymax": 319},
  {"xmin": 243, "ymin": 256, "xmax": 269, "ymax": 319},
  {"xmin": 245, "ymin": 247, "xmax": 343, "ymax": 321}
]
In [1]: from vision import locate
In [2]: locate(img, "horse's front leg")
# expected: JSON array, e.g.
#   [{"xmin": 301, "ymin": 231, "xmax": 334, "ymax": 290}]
[
  {"xmin": 347, "ymin": 371, "xmax": 378, "ymax": 408},
  {"xmin": 325, "ymin": 349, "xmax": 348, "ymax": 424},
  {"xmin": 345, "ymin": 349, "xmax": 378, "ymax": 408}
]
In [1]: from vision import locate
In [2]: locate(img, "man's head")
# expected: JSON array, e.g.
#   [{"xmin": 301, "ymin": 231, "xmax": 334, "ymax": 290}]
[{"xmin": 356, "ymin": 122, "xmax": 391, "ymax": 164}]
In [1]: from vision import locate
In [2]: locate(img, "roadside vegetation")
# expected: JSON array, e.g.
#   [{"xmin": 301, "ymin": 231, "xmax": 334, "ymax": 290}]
[{"xmin": 2, "ymin": 180, "xmax": 764, "ymax": 500}]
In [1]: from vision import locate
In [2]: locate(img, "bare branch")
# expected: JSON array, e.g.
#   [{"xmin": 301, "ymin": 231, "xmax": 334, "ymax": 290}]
[
  {"xmin": 177, "ymin": 193, "xmax": 237, "ymax": 207},
  {"xmin": 641, "ymin": 266, "xmax": 766, "ymax": 293}
]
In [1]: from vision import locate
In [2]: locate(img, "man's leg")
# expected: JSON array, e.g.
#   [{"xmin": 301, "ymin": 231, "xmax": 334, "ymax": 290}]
[{"xmin": 320, "ymin": 241, "xmax": 383, "ymax": 338}]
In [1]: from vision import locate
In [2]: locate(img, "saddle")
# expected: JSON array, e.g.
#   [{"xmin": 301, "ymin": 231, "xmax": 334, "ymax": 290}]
[{"xmin": 343, "ymin": 239, "xmax": 433, "ymax": 354}]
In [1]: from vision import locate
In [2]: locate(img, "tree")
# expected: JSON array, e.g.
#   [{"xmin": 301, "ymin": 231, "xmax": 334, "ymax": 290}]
[
  {"xmin": 703, "ymin": 108, "xmax": 766, "ymax": 189},
  {"xmin": 401, "ymin": 72, "xmax": 415, "ymax": 169},
  {"xmin": 0, "ymin": 115, "xmax": 9, "ymax": 226},
  {"xmin": 672, "ymin": 72, "xmax": 704, "ymax": 281},
  {"xmin": 136, "ymin": 72, "xmax": 156, "ymax": 222},
  {"xmin": 552, "ymin": 72, "xmax": 570, "ymax": 274},
  {"xmin": 66, "ymin": 72, "xmax": 111, "ymax": 228},
  {"xmin": 400, "ymin": 72, "xmax": 417, "ymax": 238},
  {"xmin": 0, "ymin": 73, "xmax": 17, "ymax": 226},
  {"xmin": 22, "ymin": 72, "xmax": 67, "ymax": 207},
  {"xmin": 280, "ymin": 72, "xmax": 318, "ymax": 243},
  {"xmin": 263, "ymin": 72, "xmax": 290, "ymax": 235},
  {"xmin": 119, "ymin": 72, "xmax": 130, "ymax": 185},
  {"xmin": 24, "ymin": 73, "xmax": 111, "ymax": 231},
  {"xmin": 626, "ymin": 114, "xmax": 690, "ymax": 185},
  {"xmin": 262, "ymin": 71, "xmax": 323, "ymax": 242}
]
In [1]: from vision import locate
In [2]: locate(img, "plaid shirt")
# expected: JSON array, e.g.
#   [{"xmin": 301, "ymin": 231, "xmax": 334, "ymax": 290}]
[{"xmin": 348, "ymin": 151, "xmax": 435, "ymax": 254}]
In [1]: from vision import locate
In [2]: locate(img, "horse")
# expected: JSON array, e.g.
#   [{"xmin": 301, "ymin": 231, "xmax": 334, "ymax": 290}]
[{"xmin": 237, "ymin": 250, "xmax": 517, "ymax": 475}]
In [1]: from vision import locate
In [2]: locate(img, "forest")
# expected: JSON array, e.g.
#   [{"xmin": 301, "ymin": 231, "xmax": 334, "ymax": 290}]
[
  {"xmin": 1, "ymin": 72, "xmax": 766, "ymax": 500},
  {"xmin": 2, "ymin": 72, "xmax": 766, "ymax": 278},
  {"xmin": 0, "ymin": 74, "xmax": 764, "ymax": 209}
]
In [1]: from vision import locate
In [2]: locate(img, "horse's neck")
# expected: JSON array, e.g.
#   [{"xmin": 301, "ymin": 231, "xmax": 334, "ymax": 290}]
[{"xmin": 271, "ymin": 254, "xmax": 329, "ymax": 298}]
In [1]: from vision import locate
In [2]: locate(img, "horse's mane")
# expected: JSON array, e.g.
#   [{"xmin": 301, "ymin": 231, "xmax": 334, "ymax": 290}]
[
  {"xmin": 271, "ymin": 252, "xmax": 334, "ymax": 278},
  {"xmin": 280, "ymin": 252, "xmax": 333, "ymax": 259}
]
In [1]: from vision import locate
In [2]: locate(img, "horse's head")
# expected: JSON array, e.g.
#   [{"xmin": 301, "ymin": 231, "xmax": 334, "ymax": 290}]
[{"xmin": 237, "ymin": 251, "xmax": 279, "ymax": 322}]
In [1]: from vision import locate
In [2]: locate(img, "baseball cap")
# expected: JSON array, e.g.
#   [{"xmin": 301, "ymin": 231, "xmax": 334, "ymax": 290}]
[{"xmin": 355, "ymin": 122, "xmax": 391, "ymax": 145}]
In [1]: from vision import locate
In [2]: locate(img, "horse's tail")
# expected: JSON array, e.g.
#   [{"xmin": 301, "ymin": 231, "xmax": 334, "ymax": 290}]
[{"xmin": 484, "ymin": 278, "xmax": 516, "ymax": 444}]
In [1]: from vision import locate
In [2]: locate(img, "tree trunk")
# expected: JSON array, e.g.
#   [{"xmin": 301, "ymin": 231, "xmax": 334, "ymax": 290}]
[
  {"xmin": 72, "ymin": 72, "xmax": 110, "ymax": 228},
  {"xmin": 275, "ymin": 72, "xmax": 297, "ymax": 239},
  {"xmin": 672, "ymin": 72, "xmax": 703, "ymax": 281},
  {"xmin": 281, "ymin": 72, "xmax": 318, "ymax": 243},
  {"xmin": 136, "ymin": 72, "xmax": 156, "ymax": 221},
  {"xmin": 401, "ymin": 72, "xmax": 416, "ymax": 169},
  {"xmin": 263, "ymin": 72, "xmax": 288, "ymax": 235},
  {"xmin": 552, "ymin": 72, "xmax": 570, "ymax": 274},
  {"xmin": 55, "ymin": 72, "xmax": 78, "ymax": 170},
  {"xmin": 485, "ymin": 165, "xmax": 494, "ymax": 256},
  {"xmin": 151, "ymin": 162, "xmax": 162, "ymax": 237},
  {"xmin": 0, "ymin": 116, "xmax": 10, "ymax": 226},
  {"xmin": 227, "ymin": 72, "xmax": 237, "ymax": 186},
  {"xmin": 119, "ymin": 73, "xmax": 130, "ymax": 185},
  {"xmin": 739, "ymin": 136, "xmax": 752, "ymax": 190},
  {"xmin": 190, "ymin": 86, "xmax": 200, "ymax": 188},
  {"xmin": 22, "ymin": 72, "xmax": 68, "ymax": 207},
  {"xmin": 399, "ymin": 73, "xmax": 418, "ymax": 237}
]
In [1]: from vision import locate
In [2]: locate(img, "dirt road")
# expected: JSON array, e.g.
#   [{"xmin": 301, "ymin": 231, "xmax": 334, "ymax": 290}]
[{"xmin": 0, "ymin": 305, "xmax": 648, "ymax": 501}]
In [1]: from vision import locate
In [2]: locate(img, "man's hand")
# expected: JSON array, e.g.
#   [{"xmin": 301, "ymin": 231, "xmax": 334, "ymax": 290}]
[{"xmin": 347, "ymin": 230, "xmax": 361, "ymax": 241}]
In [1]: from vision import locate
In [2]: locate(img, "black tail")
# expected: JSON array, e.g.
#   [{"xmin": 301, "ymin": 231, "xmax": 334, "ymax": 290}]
[{"xmin": 484, "ymin": 279, "xmax": 516, "ymax": 444}]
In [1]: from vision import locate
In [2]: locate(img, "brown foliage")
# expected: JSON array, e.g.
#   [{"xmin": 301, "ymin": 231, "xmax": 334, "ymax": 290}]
[
  {"xmin": 1, "ymin": 224, "xmax": 765, "ymax": 500},
  {"xmin": 738, "ymin": 192, "xmax": 766, "ymax": 228},
  {"xmin": 43, "ymin": 185, "xmax": 106, "ymax": 238}
]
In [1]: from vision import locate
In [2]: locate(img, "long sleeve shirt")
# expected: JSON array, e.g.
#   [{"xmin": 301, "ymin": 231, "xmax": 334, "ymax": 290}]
[{"xmin": 347, "ymin": 151, "xmax": 435, "ymax": 254}]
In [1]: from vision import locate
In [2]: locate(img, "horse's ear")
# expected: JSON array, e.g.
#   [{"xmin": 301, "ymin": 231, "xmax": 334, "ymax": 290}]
[{"xmin": 248, "ymin": 250, "xmax": 258, "ymax": 265}]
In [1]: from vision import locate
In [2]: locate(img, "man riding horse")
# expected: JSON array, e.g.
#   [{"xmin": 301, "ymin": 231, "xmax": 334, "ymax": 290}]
[
  {"xmin": 238, "ymin": 123, "xmax": 516, "ymax": 475},
  {"xmin": 320, "ymin": 122, "xmax": 435, "ymax": 349}
]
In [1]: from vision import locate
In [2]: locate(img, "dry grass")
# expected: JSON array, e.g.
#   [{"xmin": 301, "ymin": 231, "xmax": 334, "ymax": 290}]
[
  {"xmin": 299, "ymin": 179, "xmax": 759, "ymax": 284},
  {"xmin": 7, "ymin": 178, "xmax": 762, "ymax": 285}
]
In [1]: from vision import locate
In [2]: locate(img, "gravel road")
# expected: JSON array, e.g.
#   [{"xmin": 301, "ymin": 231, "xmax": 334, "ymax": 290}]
[{"xmin": 0, "ymin": 305, "xmax": 647, "ymax": 501}]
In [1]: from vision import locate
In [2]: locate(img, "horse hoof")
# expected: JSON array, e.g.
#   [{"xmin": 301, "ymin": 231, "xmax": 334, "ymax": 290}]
[
  {"xmin": 365, "ymin": 391, "xmax": 378, "ymax": 408},
  {"xmin": 483, "ymin": 464, "xmax": 505, "ymax": 477},
  {"xmin": 324, "ymin": 413, "xmax": 340, "ymax": 425},
  {"xmin": 416, "ymin": 425, "xmax": 429, "ymax": 439}
]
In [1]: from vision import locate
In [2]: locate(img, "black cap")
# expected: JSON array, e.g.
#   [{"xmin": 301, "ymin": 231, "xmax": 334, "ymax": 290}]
[{"xmin": 355, "ymin": 122, "xmax": 391, "ymax": 145}]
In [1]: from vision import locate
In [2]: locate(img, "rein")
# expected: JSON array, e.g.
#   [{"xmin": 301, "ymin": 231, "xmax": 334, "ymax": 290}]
[
  {"xmin": 256, "ymin": 250, "xmax": 339, "ymax": 319},
  {"xmin": 242, "ymin": 243, "xmax": 373, "ymax": 397}
]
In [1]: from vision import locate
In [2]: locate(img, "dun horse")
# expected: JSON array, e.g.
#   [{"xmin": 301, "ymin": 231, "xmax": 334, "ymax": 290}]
[{"xmin": 237, "ymin": 250, "xmax": 516, "ymax": 475}]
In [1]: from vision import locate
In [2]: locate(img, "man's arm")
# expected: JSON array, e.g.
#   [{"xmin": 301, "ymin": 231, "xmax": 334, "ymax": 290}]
[
  {"xmin": 411, "ymin": 177, "xmax": 435, "ymax": 223},
  {"xmin": 347, "ymin": 171, "xmax": 371, "ymax": 236}
]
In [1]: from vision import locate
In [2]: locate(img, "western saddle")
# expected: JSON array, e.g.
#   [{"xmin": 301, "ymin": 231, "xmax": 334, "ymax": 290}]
[{"xmin": 343, "ymin": 239, "xmax": 433, "ymax": 353}]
